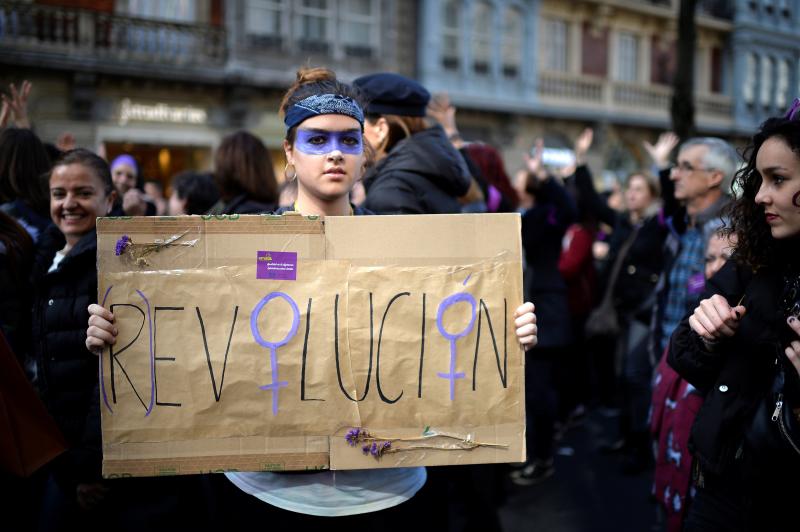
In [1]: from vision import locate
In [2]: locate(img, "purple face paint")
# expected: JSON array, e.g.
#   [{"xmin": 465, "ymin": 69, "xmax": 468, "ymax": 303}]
[
  {"xmin": 792, "ymin": 190, "xmax": 800, "ymax": 208},
  {"xmin": 250, "ymin": 292, "xmax": 300, "ymax": 415},
  {"xmin": 295, "ymin": 129, "xmax": 363, "ymax": 156},
  {"xmin": 436, "ymin": 292, "xmax": 477, "ymax": 401}
]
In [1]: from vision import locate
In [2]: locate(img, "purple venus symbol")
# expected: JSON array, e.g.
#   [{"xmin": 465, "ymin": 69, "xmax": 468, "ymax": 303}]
[
  {"xmin": 250, "ymin": 292, "xmax": 300, "ymax": 415},
  {"xmin": 436, "ymin": 292, "xmax": 477, "ymax": 401}
]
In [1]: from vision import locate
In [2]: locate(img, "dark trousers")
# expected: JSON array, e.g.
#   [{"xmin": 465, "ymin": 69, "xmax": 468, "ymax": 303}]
[
  {"xmin": 685, "ymin": 467, "xmax": 794, "ymax": 532},
  {"xmin": 525, "ymin": 351, "xmax": 559, "ymax": 463},
  {"xmin": 592, "ymin": 335, "xmax": 618, "ymax": 408},
  {"xmin": 620, "ymin": 318, "xmax": 654, "ymax": 435},
  {"xmin": 37, "ymin": 473, "xmax": 212, "ymax": 532},
  {"xmin": 556, "ymin": 316, "xmax": 591, "ymax": 421}
]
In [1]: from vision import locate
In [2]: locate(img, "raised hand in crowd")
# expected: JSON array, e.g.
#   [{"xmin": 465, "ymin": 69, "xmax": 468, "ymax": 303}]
[
  {"xmin": 642, "ymin": 131, "xmax": 679, "ymax": 169},
  {"xmin": 688, "ymin": 294, "xmax": 746, "ymax": 346},
  {"xmin": 427, "ymin": 91, "xmax": 461, "ymax": 146},
  {"xmin": 0, "ymin": 99, "xmax": 8, "ymax": 127},
  {"xmin": 121, "ymin": 188, "xmax": 150, "ymax": 216},
  {"xmin": 574, "ymin": 127, "xmax": 594, "ymax": 166},
  {"xmin": 56, "ymin": 131, "xmax": 77, "ymax": 152},
  {"xmin": 525, "ymin": 138, "xmax": 547, "ymax": 181},
  {"xmin": 0, "ymin": 80, "xmax": 32, "ymax": 129}
]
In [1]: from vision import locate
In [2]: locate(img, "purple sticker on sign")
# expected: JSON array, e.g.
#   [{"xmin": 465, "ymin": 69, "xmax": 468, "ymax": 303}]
[
  {"xmin": 687, "ymin": 272, "xmax": 705, "ymax": 295},
  {"xmin": 257, "ymin": 251, "xmax": 297, "ymax": 281}
]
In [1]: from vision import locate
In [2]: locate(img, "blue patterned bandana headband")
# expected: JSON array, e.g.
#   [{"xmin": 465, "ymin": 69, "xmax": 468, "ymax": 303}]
[{"xmin": 284, "ymin": 94, "xmax": 364, "ymax": 133}]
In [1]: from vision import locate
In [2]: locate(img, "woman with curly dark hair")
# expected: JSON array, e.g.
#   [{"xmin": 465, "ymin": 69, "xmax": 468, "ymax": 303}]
[{"xmin": 668, "ymin": 101, "xmax": 800, "ymax": 530}]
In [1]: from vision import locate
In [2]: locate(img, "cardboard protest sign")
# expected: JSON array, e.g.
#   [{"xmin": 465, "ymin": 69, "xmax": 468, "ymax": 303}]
[{"xmin": 96, "ymin": 213, "xmax": 524, "ymax": 477}]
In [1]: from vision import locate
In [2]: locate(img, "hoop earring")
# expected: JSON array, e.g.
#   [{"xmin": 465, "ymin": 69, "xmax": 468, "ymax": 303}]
[{"xmin": 284, "ymin": 163, "xmax": 296, "ymax": 181}]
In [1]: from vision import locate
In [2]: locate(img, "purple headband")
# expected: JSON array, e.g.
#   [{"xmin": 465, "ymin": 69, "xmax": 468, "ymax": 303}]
[
  {"xmin": 110, "ymin": 154, "xmax": 137, "ymax": 172},
  {"xmin": 785, "ymin": 97, "xmax": 800, "ymax": 121}
]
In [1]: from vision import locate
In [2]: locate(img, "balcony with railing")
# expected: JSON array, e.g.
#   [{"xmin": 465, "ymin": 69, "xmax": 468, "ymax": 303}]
[
  {"xmin": 0, "ymin": 1, "xmax": 226, "ymax": 79},
  {"xmin": 537, "ymin": 70, "xmax": 733, "ymax": 129}
]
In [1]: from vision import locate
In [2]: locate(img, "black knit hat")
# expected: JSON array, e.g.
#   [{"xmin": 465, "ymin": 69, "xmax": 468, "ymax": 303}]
[{"xmin": 353, "ymin": 72, "xmax": 431, "ymax": 117}]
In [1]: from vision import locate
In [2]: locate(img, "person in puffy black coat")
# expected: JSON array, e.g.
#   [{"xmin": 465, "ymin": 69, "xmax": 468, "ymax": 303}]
[
  {"xmin": 36, "ymin": 149, "xmax": 208, "ymax": 531},
  {"xmin": 353, "ymin": 73, "xmax": 471, "ymax": 215},
  {"xmin": 31, "ymin": 149, "xmax": 115, "ymax": 528}
]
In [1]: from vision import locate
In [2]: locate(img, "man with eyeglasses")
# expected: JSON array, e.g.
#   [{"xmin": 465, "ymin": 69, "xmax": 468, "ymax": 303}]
[{"xmin": 652, "ymin": 137, "xmax": 739, "ymax": 359}]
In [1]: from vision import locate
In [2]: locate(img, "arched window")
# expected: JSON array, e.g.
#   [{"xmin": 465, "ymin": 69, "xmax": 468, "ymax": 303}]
[
  {"xmin": 502, "ymin": 6, "xmax": 523, "ymax": 78},
  {"xmin": 472, "ymin": 1, "xmax": 493, "ymax": 75}
]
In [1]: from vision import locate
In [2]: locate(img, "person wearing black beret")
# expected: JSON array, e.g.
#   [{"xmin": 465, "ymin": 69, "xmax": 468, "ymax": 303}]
[{"xmin": 352, "ymin": 73, "xmax": 473, "ymax": 215}]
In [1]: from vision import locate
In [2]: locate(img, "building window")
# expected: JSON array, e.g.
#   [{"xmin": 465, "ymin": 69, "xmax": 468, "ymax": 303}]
[
  {"xmin": 777, "ymin": 59, "xmax": 790, "ymax": 109},
  {"xmin": 294, "ymin": 0, "xmax": 330, "ymax": 53},
  {"xmin": 242, "ymin": 0, "xmax": 378, "ymax": 57},
  {"xmin": 124, "ymin": 0, "xmax": 197, "ymax": 22},
  {"xmin": 541, "ymin": 18, "xmax": 568, "ymax": 72},
  {"xmin": 472, "ymin": 1, "xmax": 492, "ymax": 75},
  {"xmin": 584, "ymin": 23, "xmax": 609, "ymax": 77},
  {"xmin": 245, "ymin": 0, "xmax": 285, "ymax": 48},
  {"xmin": 710, "ymin": 46, "xmax": 723, "ymax": 93},
  {"xmin": 120, "ymin": 0, "xmax": 198, "ymax": 55},
  {"xmin": 340, "ymin": 0, "xmax": 377, "ymax": 58},
  {"xmin": 442, "ymin": 0, "xmax": 461, "ymax": 71},
  {"xmin": 502, "ymin": 6, "xmax": 523, "ymax": 78},
  {"xmin": 760, "ymin": 55, "xmax": 773, "ymax": 107},
  {"xmin": 615, "ymin": 31, "xmax": 639, "ymax": 82},
  {"xmin": 744, "ymin": 53, "xmax": 756, "ymax": 104}
]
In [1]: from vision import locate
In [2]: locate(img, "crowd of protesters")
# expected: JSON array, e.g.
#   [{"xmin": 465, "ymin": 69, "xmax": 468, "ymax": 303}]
[{"xmin": 3, "ymin": 69, "xmax": 800, "ymax": 532}]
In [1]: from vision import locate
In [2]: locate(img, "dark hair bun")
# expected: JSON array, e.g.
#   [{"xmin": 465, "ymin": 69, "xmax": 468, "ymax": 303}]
[{"xmin": 280, "ymin": 68, "xmax": 337, "ymax": 116}]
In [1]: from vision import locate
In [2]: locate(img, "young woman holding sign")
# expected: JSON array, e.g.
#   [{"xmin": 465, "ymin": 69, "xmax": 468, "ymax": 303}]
[{"xmin": 86, "ymin": 68, "xmax": 537, "ymax": 526}]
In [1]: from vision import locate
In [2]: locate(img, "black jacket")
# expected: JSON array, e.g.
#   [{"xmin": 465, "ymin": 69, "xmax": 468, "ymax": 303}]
[
  {"xmin": 363, "ymin": 126, "xmax": 471, "ymax": 214},
  {"xmin": 521, "ymin": 176, "xmax": 577, "ymax": 349},
  {"xmin": 573, "ymin": 165, "xmax": 668, "ymax": 319},
  {"xmin": 31, "ymin": 226, "xmax": 102, "ymax": 490},
  {"xmin": 668, "ymin": 256, "xmax": 800, "ymax": 481}
]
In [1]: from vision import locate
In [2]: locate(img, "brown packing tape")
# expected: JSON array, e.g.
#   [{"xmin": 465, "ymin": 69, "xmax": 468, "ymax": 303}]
[
  {"xmin": 103, "ymin": 453, "xmax": 329, "ymax": 478},
  {"xmin": 97, "ymin": 214, "xmax": 525, "ymax": 476}
]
